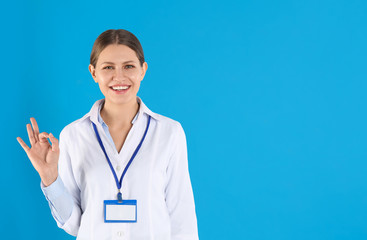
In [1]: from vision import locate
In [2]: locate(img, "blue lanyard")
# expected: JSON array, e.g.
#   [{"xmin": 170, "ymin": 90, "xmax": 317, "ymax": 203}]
[{"xmin": 92, "ymin": 115, "xmax": 151, "ymax": 202}]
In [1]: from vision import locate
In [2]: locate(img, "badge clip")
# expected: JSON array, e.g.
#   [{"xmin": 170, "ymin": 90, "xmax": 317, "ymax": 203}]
[{"xmin": 117, "ymin": 190, "xmax": 123, "ymax": 203}]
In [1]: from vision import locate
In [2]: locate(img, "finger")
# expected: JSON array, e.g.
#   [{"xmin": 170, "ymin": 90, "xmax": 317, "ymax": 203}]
[
  {"xmin": 26, "ymin": 123, "xmax": 36, "ymax": 146},
  {"xmin": 49, "ymin": 133, "xmax": 59, "ymax": 152},
  {"xmin": 39, "ymin": 132, "xmax": 50, "ymax": 144},
  {"xmin": 30, "ymin": 117, "xmax": 40, "ymax": 142},
  {"xmin": 17, "ymin": 137, "xmax": 30, "ymax": 153}
]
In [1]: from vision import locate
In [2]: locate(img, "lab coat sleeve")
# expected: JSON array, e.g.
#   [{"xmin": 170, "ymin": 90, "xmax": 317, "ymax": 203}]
[
  {"xmin": 42, "ymin": 128, "xmax": 82, "ymax": 236},
  {"xmin": 41, "ymin": 174, "xmax": 73, "ymax": 225},
  {"xmin": 165, "ymin": 123, "xmax": 199, "ymax": 240}
]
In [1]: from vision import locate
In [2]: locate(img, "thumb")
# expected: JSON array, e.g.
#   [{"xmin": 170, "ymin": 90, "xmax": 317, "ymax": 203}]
[{"xmin": 39, "ymin": 132, "xmax": 50, "ymax": 143}]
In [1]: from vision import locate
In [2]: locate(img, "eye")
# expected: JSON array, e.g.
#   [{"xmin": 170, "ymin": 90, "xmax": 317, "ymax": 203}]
[
  {"xmin": 103, "ymin": 66, "xmax": 113, "ymax": 70},
  {"xmin": 125, "ymin": 65, "xmax": 135, "ymax": 69}
]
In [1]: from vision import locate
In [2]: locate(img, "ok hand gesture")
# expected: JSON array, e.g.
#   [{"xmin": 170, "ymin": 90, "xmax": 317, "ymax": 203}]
[{"xmin": 17, "ymin": 117, "xmax": 59, "ymax": 187}]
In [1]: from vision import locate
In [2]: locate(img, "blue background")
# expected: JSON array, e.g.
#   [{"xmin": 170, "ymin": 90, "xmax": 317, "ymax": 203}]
[{"xmin": 1, "ymin": 0, "xmax": 366, "ymax": 239}]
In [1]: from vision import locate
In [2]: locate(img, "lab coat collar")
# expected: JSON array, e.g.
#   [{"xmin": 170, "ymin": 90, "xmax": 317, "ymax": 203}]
[{"xmin": 80, "ymin": 96, "xmax": 160, "ymax": 125}]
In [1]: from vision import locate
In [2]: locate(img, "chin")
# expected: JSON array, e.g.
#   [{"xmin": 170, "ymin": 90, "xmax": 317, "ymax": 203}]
[{"xmin": 107, "ymin": 95, "xmax": 137, "ymax": 105}]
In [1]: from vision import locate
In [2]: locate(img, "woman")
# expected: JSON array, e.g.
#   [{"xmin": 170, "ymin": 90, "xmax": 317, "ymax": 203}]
[{"xmin": 17, "ymin": 29, "xmax": 198, "ymax": 240}]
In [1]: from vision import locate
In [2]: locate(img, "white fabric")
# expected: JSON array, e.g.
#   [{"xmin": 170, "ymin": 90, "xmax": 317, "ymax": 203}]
[{"xmin": 43, "ymin": 97, "xmax": 198, "ymax": 240}]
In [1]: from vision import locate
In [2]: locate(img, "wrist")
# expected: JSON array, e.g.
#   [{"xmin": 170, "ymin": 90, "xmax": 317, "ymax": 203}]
[{"xmin": 40, "ymin": 171, "xmax": 58, "ymax": 187}]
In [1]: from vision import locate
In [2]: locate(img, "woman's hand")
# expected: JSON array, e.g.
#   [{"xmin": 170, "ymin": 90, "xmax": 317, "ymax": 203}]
[{"xmin": 17, "ymin": 117, "xmax": 59, "ymax": 187}]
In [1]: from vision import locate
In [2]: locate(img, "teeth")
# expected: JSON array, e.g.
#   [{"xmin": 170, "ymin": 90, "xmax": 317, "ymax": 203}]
[{"xmin": 112, "ymin": 86, "xmax": 129, "ymax": 90}]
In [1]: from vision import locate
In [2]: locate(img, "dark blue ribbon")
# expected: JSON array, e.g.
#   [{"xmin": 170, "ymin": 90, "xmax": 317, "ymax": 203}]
[{"xmin": 92, "ymin": 116, "xmax": 151, "ymax": 202}]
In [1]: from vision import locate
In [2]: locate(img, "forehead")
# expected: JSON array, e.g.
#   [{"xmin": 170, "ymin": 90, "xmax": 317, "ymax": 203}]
[{"xmin": 97, "ymin": 44, "xmax": 138, "ymax": 63}]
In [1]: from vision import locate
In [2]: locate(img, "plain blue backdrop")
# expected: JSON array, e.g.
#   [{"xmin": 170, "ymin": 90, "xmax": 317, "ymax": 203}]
[{"xmin": 1, "ymin": 0, "xmax": 367, "ymax": 239}]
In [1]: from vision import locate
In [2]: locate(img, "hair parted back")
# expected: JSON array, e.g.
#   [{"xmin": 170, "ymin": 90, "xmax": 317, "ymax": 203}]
[{"xmin": 90, "ymin": 29, "xmax": 145, "ymax": 68}]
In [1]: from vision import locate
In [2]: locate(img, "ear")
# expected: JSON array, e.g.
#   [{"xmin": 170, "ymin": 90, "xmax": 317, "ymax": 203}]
[
  {"xmin": 89, "ymin": 64, "xmax": 98, "ymax": 83},
  {"xmin": 140, "ymin": 62, "xmax": 148, "ymax": 81}
]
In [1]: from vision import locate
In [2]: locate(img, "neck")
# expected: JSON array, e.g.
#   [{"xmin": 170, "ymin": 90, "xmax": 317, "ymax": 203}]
[{"xmin": 100, "ymin": 98, "xmax": 139, "ymax": 129}]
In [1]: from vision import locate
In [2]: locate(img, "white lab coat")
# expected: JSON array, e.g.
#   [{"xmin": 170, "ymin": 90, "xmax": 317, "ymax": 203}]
[{"xmin": 41, "ymin": 97, "xmax": 199, "ymax": 240}]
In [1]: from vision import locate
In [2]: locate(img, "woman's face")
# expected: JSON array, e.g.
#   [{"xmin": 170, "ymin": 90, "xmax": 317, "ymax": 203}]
[{"xmin": 89, "ymin": 44, "xmax": 148, "ymax": 106}]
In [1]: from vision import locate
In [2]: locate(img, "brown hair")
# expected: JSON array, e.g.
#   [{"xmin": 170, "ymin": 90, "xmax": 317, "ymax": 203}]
[{"xmin": 90, "ymin": 29, "xmax": 145, "ymax": 67}]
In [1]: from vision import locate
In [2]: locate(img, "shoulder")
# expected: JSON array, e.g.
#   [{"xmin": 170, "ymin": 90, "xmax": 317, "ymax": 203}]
[
  {"xmin": 59, "ymin": 114, "xmax": 92, "ymax": 141},
  {"xmin": 59, "ymin": 99, "xmax": 102, "ymax": 140},
  {"xmin": 139, "ymin": 97, "xmax": 185, "ymax": 135},
  {"xmin": 150, "ymin": 112, "xmax": 186, "ymax": 141}
]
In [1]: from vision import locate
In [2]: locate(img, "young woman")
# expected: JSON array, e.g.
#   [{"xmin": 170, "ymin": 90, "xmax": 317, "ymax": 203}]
[{"xmin": 17, "ymin": 29, "xmax": 198, "ymax": 240}]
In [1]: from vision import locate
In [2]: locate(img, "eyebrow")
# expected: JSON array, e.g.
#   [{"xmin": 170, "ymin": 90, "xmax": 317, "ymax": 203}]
[{"xmin": 101, "ymin": 61, "xmax": 136, "ymax": 65}]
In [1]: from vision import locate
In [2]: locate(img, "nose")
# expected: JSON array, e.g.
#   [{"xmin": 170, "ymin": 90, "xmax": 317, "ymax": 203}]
[{"xmin": 113, "ymin": 67, "xmax": 125, "ymax": 81}]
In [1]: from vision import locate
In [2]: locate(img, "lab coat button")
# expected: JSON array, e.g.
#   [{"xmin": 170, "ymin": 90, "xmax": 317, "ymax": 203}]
[
  {"xmin": 117, "ymin": 231, "xmax": 124, "ymax": 237},
  {"xmin": 116, "ymin": 165, "xmax": 121, "ymax": 171}
]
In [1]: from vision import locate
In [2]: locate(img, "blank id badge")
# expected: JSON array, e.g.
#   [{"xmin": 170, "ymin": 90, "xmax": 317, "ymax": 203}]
[{"xmin": 104, "ymin": 200, "xmax": 137, "ymax": 223}]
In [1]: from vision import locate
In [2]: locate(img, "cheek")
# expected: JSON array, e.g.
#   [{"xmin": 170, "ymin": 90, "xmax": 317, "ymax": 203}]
[
  {"xmin": 126, "ymin": 70, "xmax": 142, "ymax": 81},
  {"xmin": 127, "ymin": 68, "xmax": 139, "ymax": 74},
  {"xmin": 97, "ymin": 72, "xmax": 112, "ymax": 83}
]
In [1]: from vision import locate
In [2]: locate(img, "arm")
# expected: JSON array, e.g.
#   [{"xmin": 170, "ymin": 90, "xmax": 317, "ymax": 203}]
[
  {"xmin": 41, "ymin": 175, "xmax": 73, "ymax": 226},
  {"xmin": 48, "ymin": 128, "xmax": 82, "ymax": 236},
  {"xmin": 17, "ymin": 118, "xmax": 82, "ymax": 237},
  {"xmin": 165, "ymin": 123, "xmax": 199, "ymax": 240}
]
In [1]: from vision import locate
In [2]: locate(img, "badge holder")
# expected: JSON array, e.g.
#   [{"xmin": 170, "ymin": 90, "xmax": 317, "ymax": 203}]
[{"xmin": 104, "ymin": 193, "xmax": 137, "ymax": 223}]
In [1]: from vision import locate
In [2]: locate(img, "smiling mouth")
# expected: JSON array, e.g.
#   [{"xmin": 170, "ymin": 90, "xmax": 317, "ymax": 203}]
[{"xmin": 110, "ymin": 86, "xmax": 130, "ymax": 91}]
